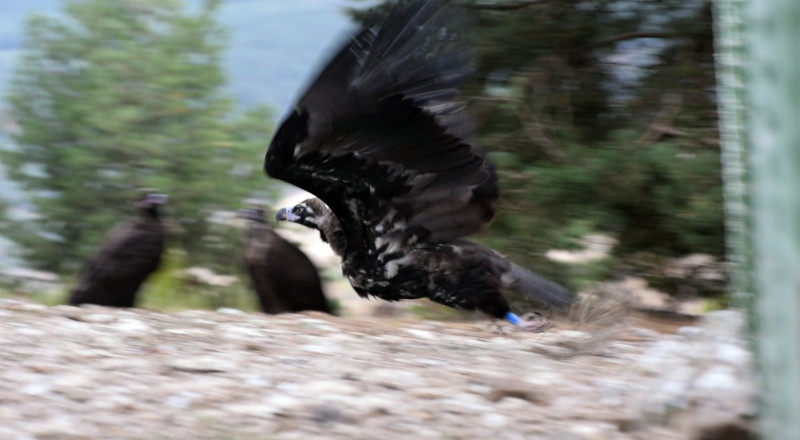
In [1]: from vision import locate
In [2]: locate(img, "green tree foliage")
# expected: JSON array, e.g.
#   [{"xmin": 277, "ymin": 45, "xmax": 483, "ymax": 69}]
[
  {"xmin": 1, "ymin": 0, "xmax": 275, "ymax": 274},
  {"xmin": 352, "ymin": 0, "xmax": 723, "ymax": 291}
]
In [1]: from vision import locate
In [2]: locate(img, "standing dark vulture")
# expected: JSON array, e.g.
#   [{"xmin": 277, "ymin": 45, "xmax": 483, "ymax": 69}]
[
  {"xmin": 239, "ymin": 207, "xmax": 332, "ymax": 315},
  {"xmin": 265, "ymin": 0, "xmax": 572, "ymax": 330},
  {"xmin": 68, "ymin": 190, "xmax": 167, "ymax": 308}
]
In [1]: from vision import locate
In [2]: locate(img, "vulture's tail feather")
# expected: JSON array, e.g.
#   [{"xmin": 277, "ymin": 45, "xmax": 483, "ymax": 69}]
[{"xmin": 509, "ymin": 263, "xmax": 574, "ymax": 309}]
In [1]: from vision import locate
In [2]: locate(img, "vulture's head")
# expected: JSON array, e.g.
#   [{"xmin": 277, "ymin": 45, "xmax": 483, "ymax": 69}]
[
  {"xmin": 276, "ymin": 198, "xmax": 345, "ymax": 253},
  {"xmin": 275, "ymin": 198, "xmax": 331, "ymax": 230},
  {"xmin": 134, "ymin": 189, "xmax": 168, "ymax": 217}
]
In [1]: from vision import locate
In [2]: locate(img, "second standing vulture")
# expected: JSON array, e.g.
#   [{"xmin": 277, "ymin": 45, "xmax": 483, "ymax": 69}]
[{"xmin": 240, "ymin": 207, "xmax": 332, "ymax": 315}]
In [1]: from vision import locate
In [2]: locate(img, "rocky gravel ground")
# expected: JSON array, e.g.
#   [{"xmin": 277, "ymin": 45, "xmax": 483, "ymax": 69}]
[{"xmin": 0, "ymin": 299, "xmax": 754, "ymax": 440}]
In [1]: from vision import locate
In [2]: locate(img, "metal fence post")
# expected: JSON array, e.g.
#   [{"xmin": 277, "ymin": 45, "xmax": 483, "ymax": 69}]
[
  {"xmin": 713, "ymin": 0, "xmax": 752, "ymax": 311},
  {"xmin": 716, "ymin": 0, "xmax": 800, "ymax": 437}
]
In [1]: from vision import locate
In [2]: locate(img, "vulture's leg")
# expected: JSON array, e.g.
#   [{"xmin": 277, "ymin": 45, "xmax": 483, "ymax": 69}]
[{"xmin": 505, "ymin": 312, "xmax": 553, "ymax": 333}]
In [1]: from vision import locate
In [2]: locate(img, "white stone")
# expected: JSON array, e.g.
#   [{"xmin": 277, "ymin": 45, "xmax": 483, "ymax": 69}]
[
  {"xmin": 167, "ymin": 357, "xmax": 235, "ymax": 373},
  {"xmin": 404, "ymin": 329, "xmax": 437, "ymax": 340},
  {"xmin": 19, "ymin": 383, "xmax": 50, "ymax": 396},
  {"xmin": 481, "ymin": 412, "xmax": 509, "ymax": 428},
  {"xmin": 112, "ymin": 318, "xmax": 152, "ymax": 334},
  {"xmin": 165, "ymin": 392, "xmax": 200, "ymax": 409},
  {"xmin": 81, "ymin": 314, "xmax": 117, "ymax": 324},
  {"xmin": 693, "ymin": 366, "xmax": 739, "ymax": 391},
  {"xmin": 262, "ymin": 394, "xmax": 301, "ymax": 411},
  {"xmin": 299, "ymin": 342, "xmax": 340, "ymax": 354},
  {"xmin": 715, "ymin": 343, "xmax": 750, "ymax": 365}
]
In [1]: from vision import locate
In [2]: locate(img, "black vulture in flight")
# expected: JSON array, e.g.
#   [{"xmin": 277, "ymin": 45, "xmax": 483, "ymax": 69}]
[
  {"xmin": 265, "ymin": 0, "xmax": 572, "ymax": 330},
  {"xmin": 68, "ymin": 190, "xmax": 167, "ymax": 308},
  {"xmin": 239, "ymin": 207, "xmax": 332, "ymax": 315}
]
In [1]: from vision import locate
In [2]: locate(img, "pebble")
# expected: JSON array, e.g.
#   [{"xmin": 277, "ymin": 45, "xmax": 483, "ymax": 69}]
[
  {"xmin": 79, "ymin": 313, "xmax": 117, "ymax": 324},
  {"xmin": 693, "ymin": 365, "xmax": 739, "ymax": 391},
  {"xmin": 165, "ymin": 392, "xmax": 201, "ymax": 409},
  {"xmin": 167, "ymin": 357, "xmax": 235, "ymax": 373},
  {"xmin": 677, "ymin": 326, "xmax": 706, "ymax": 339},
  {"xmin": 714, "ymin": 343, "xmax": 750, "ymax": 365},
  {"xmin": 404, "ymin": 329, "xmax": 437, "ymax": 340},
  {"xmin": 262, "ymin": 394, "xmax": 302, "ymax": 412},
  {"xmin": 5, "ymin": 301, "xmax": 47, "ymax": 312},
  {"xmin": 298, "ymin": 342, "xmax": 340, "ymax": 354},
  {"xmin": 19, "ymin": 383, "xmax": 50, "ymax": 397},
  {"xmin": 112, "ymin": 318, "xmax": 152, "ymax": 334},
  {"xmin": 481, "ymin": 412, "xmax": 509, "ymax": 428}
]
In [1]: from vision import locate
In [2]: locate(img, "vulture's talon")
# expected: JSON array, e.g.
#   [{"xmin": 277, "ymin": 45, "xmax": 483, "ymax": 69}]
[{"xmin": 506, "ymin": 312, "xmax": 554, "ymax": 333}]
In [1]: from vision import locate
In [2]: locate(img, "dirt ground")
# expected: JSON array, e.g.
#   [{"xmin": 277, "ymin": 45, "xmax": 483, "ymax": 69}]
[{"xmin": 0, "ymin": 299, "xmax": 754, "ymax": 440}]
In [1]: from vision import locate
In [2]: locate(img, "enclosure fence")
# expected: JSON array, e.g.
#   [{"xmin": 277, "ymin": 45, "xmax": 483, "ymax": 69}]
[{"xmin": 714, "ymin": 0, "xmax": 800, "ymax": 438}]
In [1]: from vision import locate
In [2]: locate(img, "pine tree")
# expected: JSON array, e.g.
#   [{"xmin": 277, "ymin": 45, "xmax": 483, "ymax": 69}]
[{"xmin": 2, "ymin": 0, "xmax": 275, "ymax": 273}]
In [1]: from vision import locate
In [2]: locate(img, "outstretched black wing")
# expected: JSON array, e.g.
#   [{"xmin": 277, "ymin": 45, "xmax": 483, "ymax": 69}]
[{"xmin": 265, "ymin": 0, "xmax": 498, "ymax": 245}]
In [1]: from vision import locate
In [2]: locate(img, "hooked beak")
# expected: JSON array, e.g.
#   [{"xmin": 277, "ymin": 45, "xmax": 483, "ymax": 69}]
[
  {"xmin": 275, "ymin": 207, "xmax": 300, "ymax": 224},
  {"xmin": 275, "ymin": 208, "xmax": 287, "ymax": 224}
]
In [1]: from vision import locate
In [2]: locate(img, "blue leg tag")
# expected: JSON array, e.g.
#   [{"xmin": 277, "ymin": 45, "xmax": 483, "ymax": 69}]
[{"xmin": 505, "ymin": 311, "xmax": 522, "ymax": 326}]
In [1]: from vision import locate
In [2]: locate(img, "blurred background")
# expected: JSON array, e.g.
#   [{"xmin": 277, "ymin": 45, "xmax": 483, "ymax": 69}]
[{"xmin": 0, "ymin": 0, "xmax": 724, "ymax": 318}]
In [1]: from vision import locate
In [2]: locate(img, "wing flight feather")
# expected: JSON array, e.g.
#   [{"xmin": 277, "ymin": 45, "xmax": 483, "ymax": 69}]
[{"xmin": 265, "ymin": 0, "xmax": 498, "ymax": 244}]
